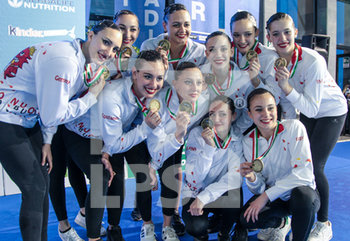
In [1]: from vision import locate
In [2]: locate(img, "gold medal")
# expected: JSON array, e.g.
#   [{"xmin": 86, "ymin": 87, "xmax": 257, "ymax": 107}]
[
  {"xmin": 252, "ymin": 158, "xmax": 264, "ymax": 173},
  {"xmin": 120, "ymin": 46, "xmax": 132, "ymax": 57},
  {"xmin": 158, "ymin": 39, "xmax": 171, "ymax": 52},
  {"xmin": 201, "ymin": 117, "xmax": 213, "ymax": 129},
  {"xmin": 246, "ymin": 49, "xmax": 258, "ymax": 61},
  {"xmin": 149, "ymin": 99, "xmax": 160, "ymax": 112},
  {"xmin": 101, "ymin": 65, "xmax": 110, "ymax": 80},
  {"xmin": 204, "ymin": 73, "xmax": 215, "ymax": 85},
  {"xmin": 179, "ymin": 100, "xmax": 192, "ymax": 114},
  {"xmin": 274, "ymin": 57, "xmax": 287, "ymax": 68}
]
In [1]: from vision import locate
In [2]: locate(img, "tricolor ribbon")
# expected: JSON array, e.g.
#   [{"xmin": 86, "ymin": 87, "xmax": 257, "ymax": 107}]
[
  {"xmin": 132, "ymin": 88, "xmax": 149, "ymax": 117},
  {"xmin": 209, "ymin": 65, "xmax": 234, "ymax": 96},
  {"xmin": 233, "ymin": 40, "xmax": 260, "ymax": 70},
  {"xmin": 213, "ymin": 130, "xmax": 232, "ymax": 149},
  {"xmin": 252, "ymin": 122, "xmax": 280, "ymax": 161},
  {"xmin": 165, "ymin": 88, "xmax": 198, "ymax": 120}
]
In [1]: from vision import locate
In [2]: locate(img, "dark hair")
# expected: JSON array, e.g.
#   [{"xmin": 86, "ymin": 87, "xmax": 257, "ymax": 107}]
[
  {"xmin": 247, "ymin": 88, "xmax": 276, "ymax": 110},
  {"xmin": 134, "ymin": 50, "xmax": 163, "ymax": 70},
  {"xmin": 113, "ymin": 9, "xmax": 139, "ymax": 25},
  {"xmin": 163, "ymin": 3, "xmax": 188, "ymax": 24},
  {"xmin": 205, "ymin": 31, "xmax": 232, "ymax": 46},
  {"xmin": 266, "ymin": 12, "xmax": 294, "ymax": 30},
  {"xmin": 211, "ymin": 95, "xmax": 235, "ymax": 114},
  {"xmin": 91, "ymin": 20, "xmax": 120, "ymax": 34},
  {"xmin": 230, "ymin": 11, "xmax": 257, "ymax": 32},
  {"xmin": 174, "ymin": 61, "xmax": 201, "ymax": 80}
]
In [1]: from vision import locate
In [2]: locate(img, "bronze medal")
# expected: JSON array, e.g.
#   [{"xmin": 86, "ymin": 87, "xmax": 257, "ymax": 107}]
[
  {"xmin": 274, "ymin": 57, "xmax": 287, "ymax": 68},
  {"xmin": 149, "ymin": 99, "xmax": 161, "ymax": 112},
  {"xmin": 158, "ymin": 39, "xmax": 171, "ymax": 52},
  {"xmin": 120, "ymin": 46, "xmax": 132, "ymax": 57},
  {"xmin": 246, "ymin": 49, "xmax": 258, "ymax": 61},
  {"xmin": 179, "ymin": 100, "xmax": 192, "ymax": 114},
  {"xmin": 252, "ymin": 158, "xmax": 264, "ymax": 173},
  {"xmin": 204, "ymin": 73, "xmax": 215, "ymax": 85},
  {"xmin": 201, "ymin": 117, "xmax": 214, "ymax": 129}
]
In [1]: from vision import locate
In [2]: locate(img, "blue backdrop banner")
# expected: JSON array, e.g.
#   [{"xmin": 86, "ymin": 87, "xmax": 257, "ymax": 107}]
[
  {"xmin": 175, "ymin": 0, "xmax": 219, "ymax": 43},
  {"xmin": 0, "ymin": 0, "xmax": 85, "ymax": 70}
]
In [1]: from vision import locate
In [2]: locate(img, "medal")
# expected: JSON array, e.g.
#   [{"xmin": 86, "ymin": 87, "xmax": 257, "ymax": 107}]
[
  {"xmin": 251, "ymin": 122, "xmax": 280, "ymax": 173},
  {"xmin": 246, "ymin": 49, "xmax": 258, "ymax": 61},
  {"xmin": 84, "ymin": 64, "xmax": 110, "ymax": 87},
  {"xmin": 204, "ymin": 73, "xmax": 215, "ymax": 85},
  {"xmin": 120, "ymin": 46, "xmax": 132, "ymax": 57},
  {"xmin": 158, "ymin": 39, "xmax": 171, "ymax": 52},
  {"xmin": 149, "ymin": 99, "xmax": 160, "ymax": 112},
  {"xmin": 201, "ymin": 117, "xmax": 213, "ymax": 129},
  {"xmin": 274, "ymin": 57, "xmax": 287, "ymax": 68},
  {"xmin": 179, "ymin": 100, "xmax": 192, "ymax": 114},
  {"xmin": 252, "ymin": 158, "xmax": 264, "ymax": 172}
]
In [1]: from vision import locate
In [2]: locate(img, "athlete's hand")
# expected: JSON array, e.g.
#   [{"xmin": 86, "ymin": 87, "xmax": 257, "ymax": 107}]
[{"xmin": 41, "ymin": 144, "xmax": 53, "ymax": 173}]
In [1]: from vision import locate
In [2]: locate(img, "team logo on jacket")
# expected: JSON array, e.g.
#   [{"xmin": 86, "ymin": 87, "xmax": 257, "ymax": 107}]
[{"xmin": 4, "ymin": 46, "xmax": 36, "ymax": 79}]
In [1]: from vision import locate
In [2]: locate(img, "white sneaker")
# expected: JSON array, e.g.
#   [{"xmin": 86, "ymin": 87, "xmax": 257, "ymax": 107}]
[
  {"xmin": 58, "ymin": 227, "xmax": 84, "ymax": 241},
  {"xmin": 269, "ymin": 216, "xmax": 291, "ymax": 241},
  {"xmin": 162, "ymin": 226, "xmax": 179, "ymax": 241},
  {"xmin": 307, "ymin": 221, "xmax": 333, "ymax": 241},
  {"xmin": 74, "ymin": 211, "xmax": 107, "ymax": 236},
  {"xmin": 257, "ymin": 228, "xmax": 275, "ymax": 240},
  {"xmin": 140, "ymin": 223, "xmax": 157, "ymax": 241}
]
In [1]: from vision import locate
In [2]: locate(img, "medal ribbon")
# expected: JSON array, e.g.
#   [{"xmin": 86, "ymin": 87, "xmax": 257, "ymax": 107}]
[
  {"xmin": 252, "ymin": 122, "xmax": 280, "ymax": 161},
  {"xmin": 288, "ymin": 44, "xmax": 301, "ymax": 79},
  {"xmin": 209, "ymin": 65, "xmax": 234, "ymax": 96},
  {"xmin": 165, "ymin": 88, "xmax": 198, "ymax": 120},
  {"xmin": 213, "ymin": 130, "xmax": 232, "ymax": 149},
  {"xmin": 83, "ymin": 64, "xmax": 105, "ymax": 87},
  {"xmin": 131, "ymin": 88, "xmax": 149, "ymax": 117},
  {"xmin": 168, "ymin": 43, "xmax": 188, "ymax": 64},
  {"xmin": 233, "ymin": 40, "xmax": 259, "ymax": 70}
]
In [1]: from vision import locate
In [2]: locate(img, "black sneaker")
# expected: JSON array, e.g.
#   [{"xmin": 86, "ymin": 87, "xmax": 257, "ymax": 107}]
[
  {"xmin": 231, "ymin": 224, "xmax": 248, "ymax": 241},
  {"xmin": 218, "ymin": 232, "xmax": 230, "ymax": 241},
  {"xmin": 207, "ymin": 213, "xmax": 222, "ymax": 233},
  {"xmin": 131, "ymin": 207, "xmax": 142, "ymax": 221},
  {"xmin": 172, "ymin": 211, "xmax": 185, "ymax": 236},
  {"xmin": 107, "ymin": 225, "xmax": 125, "ymax": 241}
]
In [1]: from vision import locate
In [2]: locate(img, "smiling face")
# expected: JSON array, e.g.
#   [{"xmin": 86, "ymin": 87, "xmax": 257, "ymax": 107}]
[
  {"xmin": 115, "ymin": 14, "xmax": 140, "ymax": 47},
  {"xmin": 209, "ymin": 100, "xmax": 235, "ymax": 138},
  {"xmin": 205, "ymin": 35, "xmax": 233, "ymax": 71},
  {"xmin": 231, "ymin": 18, "xmax": 258, "ymax": 55},
  {"xmin": 132, "ymin": 60, "xmax": 165, "ymax": 99},
  {"xmin": 163, "ymin": 10, "xmax": 191, "ymax": 47},
  {"xmin": 86, "ymin": 28, "xmax": 122, "ymax": 65},
  {"xmin": 248, "ymin": 92, "xmax": 277, "ymax": 139},
  {"xmin": 267, "ymin": 18, "xmax": 298, "ymax": 59},
  {"xmin": 172, "ymin": 67, "xmax": 203, "ymax": 103}
]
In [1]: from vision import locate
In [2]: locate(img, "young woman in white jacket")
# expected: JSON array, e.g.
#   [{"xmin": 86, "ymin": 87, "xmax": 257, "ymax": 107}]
[
  {"xmin": 182, "ymin": 95, "xmax": 248, "ymax": 241},
  {"xmin": 0, "ymin": 20, "xmax": 122, "ymax": 241},
  {"xmin": 240, "ymin": 88, "xmax": 320, "ymax": 241},
  {"xmin": 266, "ymin": 12, "xmax": 347, "ymax": 240}
]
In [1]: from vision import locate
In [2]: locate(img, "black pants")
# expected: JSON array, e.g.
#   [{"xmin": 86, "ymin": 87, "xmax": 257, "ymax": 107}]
[
  {"xmin": 182, "ymin": 189, "xmax": 242, "ymax": 239},
  {"xmin": 240, "ymin": 186, "xmax": 320, "ymax": 241},
  {"xmin": 0, "ymin": 122, "xmax": 49, "ymax": 241},
  {"xmin": 158, "ymin": 146, "xmax": 183, "ymax": 216},
  {"xmin": 300, "ymin": 113, "xmax": 346, "ymax": 222},
  {"xmin": 49, "ymin": 125, "xmax": 88, "ymax": 221},
  {"xmin": 106, "ymin": 141, "xmax": 152, "ymax": 224},
  {"xmin": 62, "ymin": 126, "xmax": 110, "ymax": 239}
]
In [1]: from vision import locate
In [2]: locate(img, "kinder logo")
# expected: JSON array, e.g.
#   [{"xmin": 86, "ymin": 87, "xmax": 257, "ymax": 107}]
[{"xmin": 8, "ymin": 0, "xmax": 23, "ymax": 8}]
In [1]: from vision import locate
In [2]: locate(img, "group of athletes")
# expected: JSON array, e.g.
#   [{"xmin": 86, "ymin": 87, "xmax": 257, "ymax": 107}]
[{"xmin": 0, "ymin": 3, "xmax": 347, "ymax": 241}]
